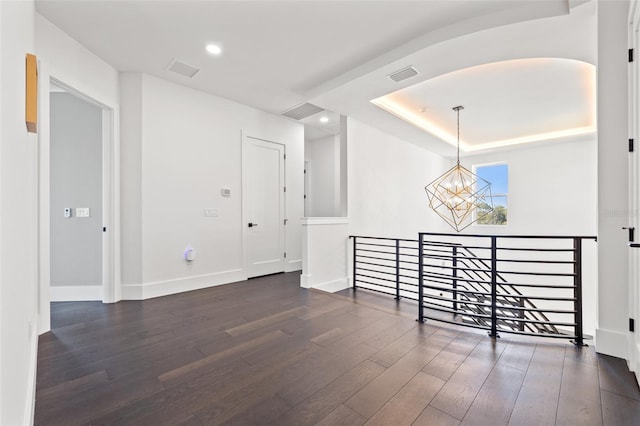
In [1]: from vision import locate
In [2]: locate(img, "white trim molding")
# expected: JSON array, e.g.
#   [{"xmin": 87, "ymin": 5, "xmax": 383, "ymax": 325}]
[
  {"xmin": 50, "ymin": 285, "xmax": 103, "ymax": 302},
  {"xmin": 311, "ymin": 277, "xmax": 350, "ymax": 293},
  {"xmin": 595, "ymin": 328, "xmax": 629, "ymax": 360},
  {"xmin": 25, "ymin": 315, "xmax": 39, "ymax": 426},
  {"xmin": 286, "ymin": 259, "xmax": 302, "ymax": 272},
  {"xmin": 122, "ymin": 269, "xmax": 245, "ymax": 300},
  {"xmin": 302, "ymin": 217, "xmax": 349, "ymax": 226}
]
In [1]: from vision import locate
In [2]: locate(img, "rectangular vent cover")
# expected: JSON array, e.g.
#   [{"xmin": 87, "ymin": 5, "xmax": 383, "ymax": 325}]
[
  {"xmin": 282, "ymin": 103, "xmax": 324, "ymax": 120},
  {"xmin": 167, "ymin": 59, "xmax": 200, "ymax": 78},
  {"xmin": 388, "ymin": 66, "xmax": 418, "ymax": 83}
]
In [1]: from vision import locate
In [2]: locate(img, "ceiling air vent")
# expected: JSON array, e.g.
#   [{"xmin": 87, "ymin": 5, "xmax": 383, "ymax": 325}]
[
  {"xmin": 166, "ymin": 59, "xmax": 200, "ymax": 78},
  {"xmin": 387, "ymin": 66, "xmax": 418, "ymax": 83},
  {"xmin": 282, "ymin": 103, "xmax": 324, "ymax": 120}
]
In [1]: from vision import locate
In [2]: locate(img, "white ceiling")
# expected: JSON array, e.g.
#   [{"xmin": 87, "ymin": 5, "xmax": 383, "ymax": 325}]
[
  {"xmin": 35, "ymin": 0, "xmax": 596, "ymax": 155},
  {"xmin": 372, "ymin": 58, "xmax": 595, "ymax": 151},
  {"xmin": 301, "ymin": 110, "xmax": 341, "ymax": 142}
]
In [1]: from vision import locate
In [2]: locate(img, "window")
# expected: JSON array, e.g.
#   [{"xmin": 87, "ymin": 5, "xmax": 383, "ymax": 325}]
[{"xmin": 474, "ymin": 163, "xmax": 508, "ymax": 225}]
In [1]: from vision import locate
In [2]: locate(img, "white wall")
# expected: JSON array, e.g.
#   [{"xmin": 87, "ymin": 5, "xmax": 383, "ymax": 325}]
[
  {"xmin": 462, "ymin": 137, "xmax": 598, "ymax": 336},
  {"xmin": 596, "ymin": 0, "xmax": 631, "ymax": 359},
  {"xmin": 462, "ymin": 137, "xmax": 597, "ymax": 236},
  {"xmin": 120, "ymin": 73, "xmax": 143, "ymax": 287},
  {"xmin": 301, "ymin": 218, "xmax": 350, "ymax": 291},
  {"xmin": 0, "ymin": 1, "xmax": 38, "ymax": 424},
  {"xmin": 347, "ymin": 117, "xmax": 449, "ymax": 239},
  {"xmin": 305, "ymin": 134, "xmax": 339, "ymax": 217},
  {"xmin": 121, "ymin": 73, "xmax": 304, "ymax": 299},
  {"xmin": 50, "ymin": 93, "xmax": 103, "ymax": 296}
]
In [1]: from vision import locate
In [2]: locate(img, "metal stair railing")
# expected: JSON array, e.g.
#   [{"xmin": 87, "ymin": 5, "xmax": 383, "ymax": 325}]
[{"xmin": 349, "ymin": 233, "xmax": 596, "ymax": 344}]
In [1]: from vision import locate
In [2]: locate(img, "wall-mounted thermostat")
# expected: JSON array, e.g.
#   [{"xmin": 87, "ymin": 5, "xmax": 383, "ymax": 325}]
[{"xmin": 221, "ymin": 188, "xmax": 231, "ymax": 197}]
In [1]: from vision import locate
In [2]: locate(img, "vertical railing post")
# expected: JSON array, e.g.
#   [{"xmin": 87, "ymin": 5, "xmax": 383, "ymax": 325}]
[
  {"xmin": 352, "ymin": 236, "xmax": 357, "ymax": 291},
  {"xmin": 489, "ymin": 236, "xmax": 499, "ymax": 338},
  {"xmin": 452, "ymin": 245, "xmax": 458, "ymax": 313},
  {"xmin": 518, "ymin": 297, "xmax": 525, "ymax": 332},
  {"xmin": 417, "ymin": 234, "xmax": 425, "ymax": 322},
  {"xmin": 573, "ymin": 237, "xmax": 585, "ymax": 346},
  {"xmin": 395, "ymin": 239, "xmax": 400, "ymax": 300}
]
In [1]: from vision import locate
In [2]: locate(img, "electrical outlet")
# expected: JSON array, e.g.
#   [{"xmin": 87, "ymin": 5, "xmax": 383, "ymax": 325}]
[
  {"xmin": 76, "ymin": 207, "xmax": 90, "ymax": 218},
  {"xmin": 204, "ymin": 208, "xmax": 219, "ymax": 217}
]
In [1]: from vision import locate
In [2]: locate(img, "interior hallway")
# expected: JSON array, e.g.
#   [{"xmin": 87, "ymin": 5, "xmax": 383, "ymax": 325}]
[{"xmin": 35, "ymin": 272, "xmax": 640, "ymax": 425}]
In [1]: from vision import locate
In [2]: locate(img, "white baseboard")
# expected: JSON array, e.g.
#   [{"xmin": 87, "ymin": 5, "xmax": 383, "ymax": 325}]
[
  {"xmin": 595, "ymin": 328, "xmax": 629, "ymax": 359},
  {"xmin": 286, "ymin": 259, "xmax": 302, "ymax": 272},
  {"xmin": 122, "ymin": 269, "xmax": 245, "ymax": 300},
  {"xmin": 50, "ymin": 285, "xmax": 102, "ymax": 301},
  {"xmin": 300, "ymin": 273, "xmax": 312, "ymax": 289},
  {"xmin": 25, "ymin": 315, "xmax": 39, "ymax": 426},
  {"xmin": 311, "ymin": 277, "xmax": 350, "ymax": 293}
]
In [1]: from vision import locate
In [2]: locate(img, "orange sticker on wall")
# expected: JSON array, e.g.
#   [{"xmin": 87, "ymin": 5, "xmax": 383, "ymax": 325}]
[{"xmin": 25, "ymin": 53, "xmax": 37, "ymax": 133}]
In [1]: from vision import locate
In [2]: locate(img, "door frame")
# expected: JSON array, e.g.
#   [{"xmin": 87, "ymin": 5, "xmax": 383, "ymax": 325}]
[
  {"xmin": 241, "ymin": 132, "xmax": 286, "ymax": 278},
  {"xmin": 38, "ymin": 64, "xmax": 120, "ymax": 333},
  {"xmin": 629, "ymin": 0, "xmax": 640, "ymax": 380}
]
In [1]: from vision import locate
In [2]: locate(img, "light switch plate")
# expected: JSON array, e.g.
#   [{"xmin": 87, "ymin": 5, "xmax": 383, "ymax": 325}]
[
  {"xmin": 204, "ymin": 208, "xmax": 219, "ymax": 217},
  {"xmin": 76, "ymin": 207, "xmax": 90, "ymax": 218}
]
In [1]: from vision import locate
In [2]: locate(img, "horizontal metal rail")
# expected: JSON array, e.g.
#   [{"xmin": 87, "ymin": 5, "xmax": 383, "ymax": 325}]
[{"xmin": 351, "ymin": 233, "xmax": 595, "ymax": 345}]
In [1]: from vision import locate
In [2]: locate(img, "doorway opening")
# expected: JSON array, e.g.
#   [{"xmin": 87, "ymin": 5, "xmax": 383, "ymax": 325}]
[{"xmin": 49, "ymin": 82, "xmax": 104, "ymax": 301}]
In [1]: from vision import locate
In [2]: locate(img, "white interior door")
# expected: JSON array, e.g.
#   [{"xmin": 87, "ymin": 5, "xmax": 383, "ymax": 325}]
[{"xmin": 243, "ymin": 135, "xmax": 286, "ymax": 278}]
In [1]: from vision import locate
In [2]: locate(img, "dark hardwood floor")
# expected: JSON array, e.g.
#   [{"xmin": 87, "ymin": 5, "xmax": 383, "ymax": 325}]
[{"xmin": 35, "ymin": 272, "xmax": 640, "ymax": 425}]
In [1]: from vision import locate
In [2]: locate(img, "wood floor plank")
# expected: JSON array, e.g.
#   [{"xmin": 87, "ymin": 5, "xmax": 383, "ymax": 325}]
[
  {"xmin": 158, "ymin": 329, "xmax": 286, "ymax": 384},
  {"xmin": 422, "ymin": 334, "xmax": 481, "ymax": 381},
  {"xmin": 275, "ymin": 342, "xmax": 379, "ymax": 406},
  {"xmin": 429, "ymin": 338, "xmax": 509, "ymax": 420},
  {"xmin": 345, "ymin": 342, "xmax": 445, "ymax": 418},
  {"xmin": 460, "ymin": 364, "xmax": 526, "ymax": 426},
  {"xmin": 310, "ymin": 327, "xmax": 347, "ymax": 347},
  {"xmin": 556, "ymin": 354, "xmax": 603, "ymax": 426},
  {"xmin": 316, "ymin": 404, "xmax": 367, "ymax": 426},
  {"xmin": 496, "ymin": 340, "xmax": 535, "ymax": 372},
  {"xmin": 508, "ymin": 343, "xmax": 565, "ymax": 426},
  {"xmin": 368, "ymin": 325, "xmax": 435, "ymax": 367},
  {"xmin": 274, "ymin": 359, "xmax": 385, "ymax": 426},
  {"xmin": 601, "ymin": 389, "xmax": 640, "ymax": 426},
  {"xmin": 413, "ymin": 406, "xmax": 461, "ymax": 426},
  {"xmin": 365, "ymin": 371, "xmax": 445, "ymax": 426},
  {"xmin": 218, "ymin": 394, "xmax": 292, "ymax": 426},
  {"xmin": 223, "ymin": 306, "xmax": 307, "ymax": 336},
  {"xmin": 597, "ymin": 354, "xmax": 640, "ymax": 401}
]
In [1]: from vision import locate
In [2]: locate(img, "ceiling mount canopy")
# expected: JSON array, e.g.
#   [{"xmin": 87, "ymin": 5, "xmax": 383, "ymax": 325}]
[{"xmin": 425, "ymin": 106, "xmax": 493, "ymax": 232}]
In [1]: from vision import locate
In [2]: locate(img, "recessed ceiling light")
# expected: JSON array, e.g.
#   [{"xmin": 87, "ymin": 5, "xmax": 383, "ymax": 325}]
[
  {"xmin": 206, "ymin": 44, "xmax": 222, "ymax": 55},
  {"xmin": 320, "ymin": 116, "xmax": 329, "ymax": 123}
]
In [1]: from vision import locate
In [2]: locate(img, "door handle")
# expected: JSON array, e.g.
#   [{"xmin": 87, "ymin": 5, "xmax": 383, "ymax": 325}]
[{"xmin": 248, "ymin": 222, "xmax": 258, "ymax": 228}]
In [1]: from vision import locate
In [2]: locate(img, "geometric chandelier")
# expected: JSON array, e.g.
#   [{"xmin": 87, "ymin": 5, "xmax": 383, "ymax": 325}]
[{"xmin": 425, "ymin": 106, "xmax": 493, "ymax": 232}]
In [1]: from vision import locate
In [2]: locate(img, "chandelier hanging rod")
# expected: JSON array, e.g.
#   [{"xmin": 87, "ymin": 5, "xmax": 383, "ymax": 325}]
[{"xmin": 453, "ymin": 105, "xmax": 463, "ymax": 164}]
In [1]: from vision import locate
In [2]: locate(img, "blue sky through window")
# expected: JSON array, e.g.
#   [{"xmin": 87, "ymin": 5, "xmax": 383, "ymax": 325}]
[{"xmin": 476, "ymin": 163, "xmax": 508, "ymax": 195}]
